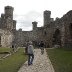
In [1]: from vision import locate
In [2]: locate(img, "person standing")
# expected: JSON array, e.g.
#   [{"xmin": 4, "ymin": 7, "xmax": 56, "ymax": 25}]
[
  {"xmin": 12, "ymin": 44, "xmax": 15, "ymax": 52},
  {"xmin": 27, "ymin": 41, "xmax": 34, "ymax": 65},
  {"xmin": 40, "ymin": 41, "xmax": 44, "ymax": 54},
  {"xmin": 25, "ymin": 42, "xmax": 28, "ymax": 54}
]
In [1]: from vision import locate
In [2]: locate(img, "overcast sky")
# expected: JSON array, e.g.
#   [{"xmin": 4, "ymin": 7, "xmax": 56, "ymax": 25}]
[{"xmin": 0, "ymin": 0, "xmax": 72, "ymax": 31}]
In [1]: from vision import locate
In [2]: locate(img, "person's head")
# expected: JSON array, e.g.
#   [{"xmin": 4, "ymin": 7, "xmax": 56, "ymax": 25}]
[{"xmin": 28, "ymin": 41, "xmax": 32, "ymax": 45}]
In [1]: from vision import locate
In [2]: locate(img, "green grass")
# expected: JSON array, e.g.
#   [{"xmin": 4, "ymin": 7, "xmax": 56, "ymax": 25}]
[
  {"xmin": 0, "ymin": 48, "xmax": 27, "ymax": 72},
  {"xmin": 46, "ymin": 48, "xmax": 72, "ymax": 72},
  {"xmin": 0, "ymin": 48, "xmax": 11, "ymax": 52}
]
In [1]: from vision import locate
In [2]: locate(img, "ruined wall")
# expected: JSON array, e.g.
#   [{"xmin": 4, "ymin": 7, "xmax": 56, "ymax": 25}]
[
  {"xmin": 0, "ymin": 6, "xmax": 16, "ymax": 31},
  {"xmin": 60, "ymin": 11, "xmax": 72, "ymax": 48},
  {"xmin": 0, "ymin": 29, "xmax": 14, "ymax": 47},
  {"xmin": 42, "ymin": 10, "xmax": 72, "ymax": 48},
  {"xmin": 1, "ymin": 6, "xmax": 72, "ymax": 48},
  {"xmin": 14, "ymin": 29, "xmax": 33, "ymax": 47},
  {"xmin": 15, "ymin": 10, "xmax": 72, "ymax": 48},
  {"xmin": 0, "ymin": 6, "xmax": 16, "ymax": 47}
]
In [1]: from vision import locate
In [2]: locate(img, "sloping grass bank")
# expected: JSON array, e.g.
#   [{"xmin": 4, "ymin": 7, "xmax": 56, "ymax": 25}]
[
  {"xmin": 0, "ymin": 48, "xmax": 27, "ymax": 72},
  {"xmin": 46, "ymin": 48, "xmax": 72, "ymax": 72}
]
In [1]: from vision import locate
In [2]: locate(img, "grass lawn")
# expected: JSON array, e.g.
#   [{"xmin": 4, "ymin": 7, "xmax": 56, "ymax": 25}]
[
  {"xmin": 0, "ymin": 48, "xmax": 11, "ymax": 53},
  {"xmin": 46, "ymin": 48, "xmax": 72, "ymax": 72},
  {"xmin": 0, "ymin": 48, "xmax": 27, "ymax": 72}
]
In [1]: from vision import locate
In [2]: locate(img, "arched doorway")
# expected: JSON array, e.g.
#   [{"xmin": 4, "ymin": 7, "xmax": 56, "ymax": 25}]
[{"xmin": 52, "ymin": 29, "xmax": 61, "ymax": 46}]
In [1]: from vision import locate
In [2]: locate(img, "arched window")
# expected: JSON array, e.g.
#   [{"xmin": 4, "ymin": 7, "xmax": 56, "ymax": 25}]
[{"xmin": 44, "ymin": 31, "xmax": 47, "ymax": 35}]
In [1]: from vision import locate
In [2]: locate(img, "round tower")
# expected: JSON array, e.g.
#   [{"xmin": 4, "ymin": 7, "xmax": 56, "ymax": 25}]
[
  {"xmin": 44, "ymin": 10, "xmax": 51, "ymax": 26},
  {"xmin": 32, "ymin": 21, "xmax": 37, "ymax": 30},
  {"xmin": 4, "ymin": 6, "xmax": 14, "ymax": 19}
]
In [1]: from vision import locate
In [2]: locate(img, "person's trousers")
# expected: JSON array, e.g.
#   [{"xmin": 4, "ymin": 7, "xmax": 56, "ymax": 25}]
[{"xmin": 28, "ymin": 54, "xmax": 34, "ymax": 65}]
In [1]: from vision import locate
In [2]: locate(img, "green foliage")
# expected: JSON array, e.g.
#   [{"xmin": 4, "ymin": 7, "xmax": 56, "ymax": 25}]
[
  {"xmin": 0, "ymin": 48, "xmax": 27, "ymax": 72},
  {"xmin": 46, "ymin": 48, "xmax": 72, "ymax": 72}
]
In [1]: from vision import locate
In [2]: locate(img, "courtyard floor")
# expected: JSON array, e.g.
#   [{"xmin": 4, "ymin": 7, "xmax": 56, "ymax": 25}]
[{"xmin": 18, "ymin": 49, "xmax": 55, "ymax": 72}]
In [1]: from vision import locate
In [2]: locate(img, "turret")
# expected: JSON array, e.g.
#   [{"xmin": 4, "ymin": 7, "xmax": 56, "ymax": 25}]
[
  {"xmin": 44, "ymin": 10, "xmax": 51, "ymax": 26},
  {"xmin": 18, "ymin": 28, "xmax": 22, "ymax": 31},
  {"xmin": 13, "ymin": 20, "xmax": 16, "ymax": 30},
  {"xmin": 32, "ymin": 21, "xmax": 37, "ymax": 30},
  {"xmin": 4, "ymin": 6, "xmax": 14, "ymax": 19},
  {"xmin": 0, "ymin": 14, "xmax": 6, "ymax": 28},
  {"xmin": 1, "ymin": 14, "xmax": 5, "ymax": 19}
]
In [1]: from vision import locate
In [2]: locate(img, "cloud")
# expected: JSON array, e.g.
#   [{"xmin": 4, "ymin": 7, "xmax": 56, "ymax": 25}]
[{"xmin": 14, "ymin": 11, "xmax": 43, "ymax": 31}]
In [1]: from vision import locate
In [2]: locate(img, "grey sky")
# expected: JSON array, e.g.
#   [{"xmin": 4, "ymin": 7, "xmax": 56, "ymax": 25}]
[{"xmin": 14, "ymin": 11, "xmax": 43, "ymax": 30}]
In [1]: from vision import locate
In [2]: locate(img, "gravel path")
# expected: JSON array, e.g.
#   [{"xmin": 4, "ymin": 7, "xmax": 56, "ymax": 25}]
[{"xmin": 18, "ymin": 49, "xmax": 55, "ymax": 72}]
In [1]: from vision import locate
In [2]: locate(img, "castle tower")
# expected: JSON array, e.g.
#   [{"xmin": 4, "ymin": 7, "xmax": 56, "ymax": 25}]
[
  {"xmin": 4, "ymin": 6, "xmax": 14, "ymax": 19},
  {"xmin": 13, "ymin": 20, "xmax": 16, "ymax": 30},
  {"xmin": 32, "ymin": 21, "xmax": 37, "ymax": 30},
  {"xmin": 44, "ymin": 10, "xmax": 51, "ymax": 26},
  {"xmin": 0, "ymin": 14, "xmax": 6, "ymax": 28}
]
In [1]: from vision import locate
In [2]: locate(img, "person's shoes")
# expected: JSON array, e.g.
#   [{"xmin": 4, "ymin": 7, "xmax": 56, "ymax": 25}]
[
  {"xmin": 30, "ymin": 63, "xmax": 33, "ymax": 65},
  {"xmin": 28, "ymin": 63, "xmax": 33, "ymax": 66},
  {"xmin": 28, "ymin": 64, "xmax": 30, "ymax": 66}
]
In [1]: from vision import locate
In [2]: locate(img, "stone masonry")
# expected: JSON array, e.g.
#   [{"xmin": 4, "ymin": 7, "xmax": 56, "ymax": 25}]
[
  {"xmin": 0, "ymin": 6, "xmax": 72, "ymax": 48},
  {"xmin": 0, "ymin": 6, "xmax": 16, "ymax": 47}
]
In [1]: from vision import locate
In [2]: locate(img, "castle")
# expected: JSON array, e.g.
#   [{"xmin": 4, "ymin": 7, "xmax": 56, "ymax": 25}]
[{"xmin": 0, "ymin": 6, "xmax": 72, "ymax": 48}]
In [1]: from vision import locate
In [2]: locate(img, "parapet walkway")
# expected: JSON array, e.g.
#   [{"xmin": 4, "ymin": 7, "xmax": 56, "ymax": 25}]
[{"xmin": 18, "ymin": 49, "xmax": 55, "ymax": 72}]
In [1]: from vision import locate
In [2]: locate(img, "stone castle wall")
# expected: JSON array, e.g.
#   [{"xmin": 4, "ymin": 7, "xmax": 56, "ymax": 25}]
[
  {"xmin": 0, "ymin": 29, "xmax": 14, "ymax": 47},
  {"xmin": 0, "ymin": 6, "xmax": 72, "ymax": 48},
  {"xmin": 0, "ymin": 6, "xmax": 16, "ymax": 47},
  {"xmin": 43, "ymin": 10, "xmax": 72, "ymax": 48}
]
